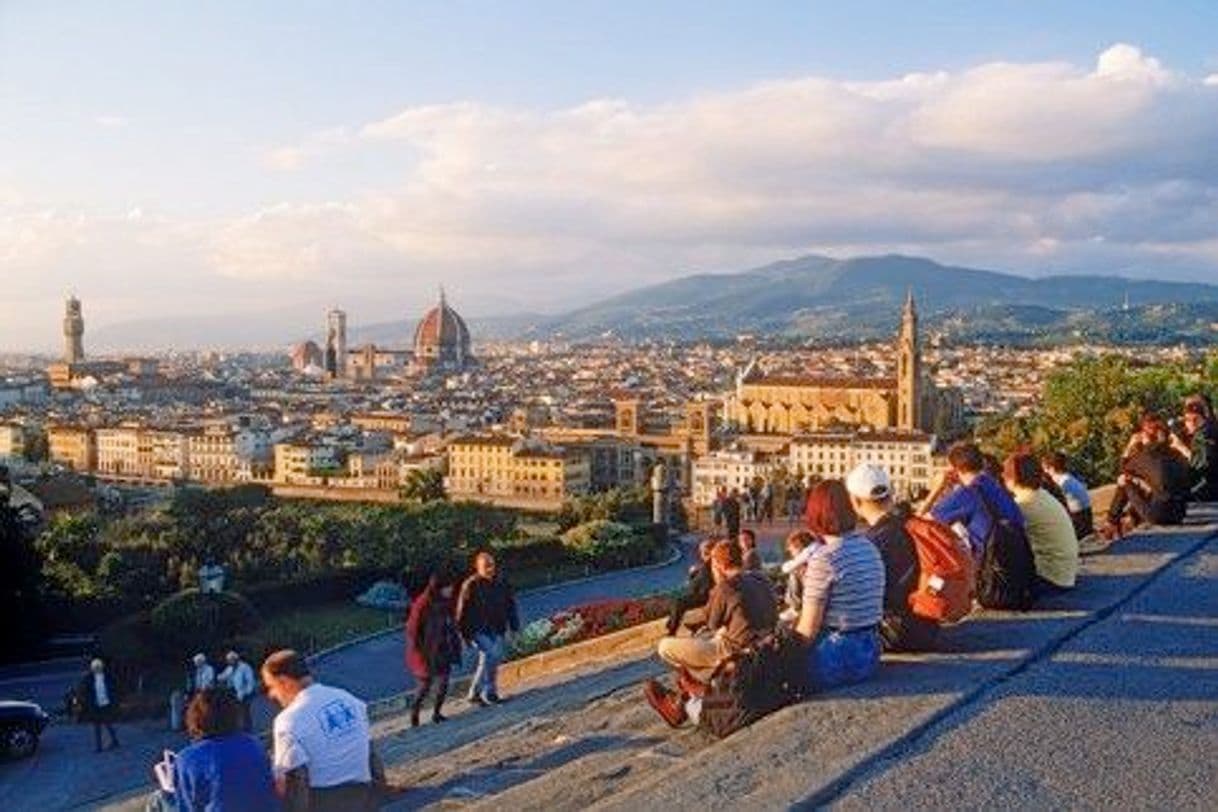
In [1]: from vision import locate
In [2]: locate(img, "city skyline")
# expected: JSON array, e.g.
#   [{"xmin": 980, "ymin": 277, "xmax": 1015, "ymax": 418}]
[{"xmin": 4, "ymin": 2, "xmax": 1218, "ymax": 351}]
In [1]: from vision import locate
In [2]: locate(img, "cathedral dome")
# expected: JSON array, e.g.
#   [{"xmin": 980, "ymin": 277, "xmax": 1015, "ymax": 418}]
[
  {"xmin": 413, "ymin": 290, "xmax": 472, "ymax": 370},
  {"xmin": 290, "ymin": 340, "xmax": 324, "ymax": 371}
]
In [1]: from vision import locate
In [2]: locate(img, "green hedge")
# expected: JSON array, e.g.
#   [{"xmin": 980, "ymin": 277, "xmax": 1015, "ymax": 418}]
[{"xmin": 149, "ymin": 589, "xmax": 263, "ymax": 662}]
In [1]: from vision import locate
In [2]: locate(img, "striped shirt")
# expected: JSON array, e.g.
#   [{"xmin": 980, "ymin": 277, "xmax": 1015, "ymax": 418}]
[{"xmin": 802, "ymin": 532, "xmax": 885, "ymax": 632}]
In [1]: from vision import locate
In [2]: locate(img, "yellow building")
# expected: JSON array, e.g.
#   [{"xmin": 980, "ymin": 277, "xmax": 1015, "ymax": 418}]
[
  {"xmin": 47, "ymin": 425, "xmax": 97, "ymax": 472},
  {"xmin": 96, "ymin": 425, "xmax": 146, "ymax": 478},
  {"xmin": 727, "ymin": 294, "xmax": 958, "ymax": 435},
  {"xmin": 350, "ymin": 412, "xmax": 414, "ymax": 435},
  {"xmin": 446, "ymin": 435, "xmax": 590, "ymax": 510},
  {"xmin": 186, "ymin": 425, "xmax": 242, "ymax": 484},
  {"xmin": 788, "ymin": 429, "xmax": 935, "ymax": 499},
  {"xmin": 0, "ymin": 423, "xmax": 26, "ymax": 460}
]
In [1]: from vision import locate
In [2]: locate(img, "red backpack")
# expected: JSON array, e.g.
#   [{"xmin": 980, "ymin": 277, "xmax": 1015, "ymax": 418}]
[{"xmin": 903, "ymin": 515, "xmax": 975, "ymax": 623}]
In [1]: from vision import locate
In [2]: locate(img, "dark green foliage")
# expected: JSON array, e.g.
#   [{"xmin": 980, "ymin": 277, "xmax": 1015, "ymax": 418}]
[
  {"xmin": 977, "ymin": 353, "xmax": 1218, "ymax": 484},
  {"xmin": 0, "ymin": 499, "xmax": 47, "ymax": 662},
  {"xmin": 149, "ymin": 589, "xmax": 262, "ymax": 661},
  {"xmin": 400, "ymin": 468, "xmax": 446, "ymax": 503},
  {"xmin": 556, "ymin": 486, "xmax": 652, "ymax": 531}
]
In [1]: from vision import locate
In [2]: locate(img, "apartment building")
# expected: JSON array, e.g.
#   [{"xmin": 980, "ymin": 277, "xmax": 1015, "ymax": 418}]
[{"xmin": 789, "ymin": 430, "xmax": 935, "ymax": 499}]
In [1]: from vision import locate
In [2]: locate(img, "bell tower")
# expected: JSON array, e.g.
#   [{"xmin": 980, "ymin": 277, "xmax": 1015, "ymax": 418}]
[
  {"xmin": 63, "ymin": 295, "xmax": 85, "ymax": 364},
  {"xmin": 897, "ymin": 289, "xmax": 921, "ymax": 431}
]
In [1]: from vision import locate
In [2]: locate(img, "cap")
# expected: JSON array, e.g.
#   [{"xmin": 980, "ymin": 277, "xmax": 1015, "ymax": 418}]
[
  {"xmin": 846, "ymin": 463, "xmax": 892, "ymax": 501},
  {"xmin": 193, "ymin": 653, "xmax": 207, "ymax": 665}
]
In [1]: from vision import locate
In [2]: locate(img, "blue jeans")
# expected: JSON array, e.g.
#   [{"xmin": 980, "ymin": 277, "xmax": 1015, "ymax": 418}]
[
  {"xmin": 468, "ymin": 632, "xmax": 505, "ymax": 700},
  {"xmin": 804, "ymin": 627, "xmax": 881, "ymax": 692}
]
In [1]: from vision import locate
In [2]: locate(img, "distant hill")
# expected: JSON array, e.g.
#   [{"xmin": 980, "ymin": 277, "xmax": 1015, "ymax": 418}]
[
  {"xmin": 529, "ymin": 255, "xmax": 1218, "ymax": 344},
  {"xmin": 86, "ymin": 254, "xmax": 1218, "ymax": 351}
]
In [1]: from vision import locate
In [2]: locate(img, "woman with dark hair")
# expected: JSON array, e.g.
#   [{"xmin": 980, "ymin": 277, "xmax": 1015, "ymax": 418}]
[
  {"xmin": 795, "ymin": 480, "xmax": 886, "ymax": 692},
  {"xmin": 149, "ymin": 687, "xmax": 278, "ymax": 811},
  {"xmin": 406, "ymin": 567, "xmax": 463, "ymax": 727}
]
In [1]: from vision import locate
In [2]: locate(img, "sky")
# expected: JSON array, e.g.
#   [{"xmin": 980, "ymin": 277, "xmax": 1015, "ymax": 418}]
[{"xmin": 2, "ymin": 1, "xmax": 1218, "ymax": 351}]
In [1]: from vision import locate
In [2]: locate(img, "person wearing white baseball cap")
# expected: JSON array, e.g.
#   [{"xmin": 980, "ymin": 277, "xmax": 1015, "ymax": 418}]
[
  {"xmin": 190, "ymin": 653, "xmax": 216, "ymax": 697},
  {"xmin": 846, "ymin": 463, "xmax": 939, "ymax": 652}
]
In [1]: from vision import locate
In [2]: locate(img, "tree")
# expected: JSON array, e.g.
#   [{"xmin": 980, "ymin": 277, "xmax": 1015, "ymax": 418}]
[
  {"xmin": 0, "ymin": 494, "xmax": 48, "ymax": 660},
  {"xmin": 22, "ymin": 429, "xmax": 48, "ymax": 463},
  {"xmin": 400, "ymin": 468, "xmax": 446, "ymax": 503}
]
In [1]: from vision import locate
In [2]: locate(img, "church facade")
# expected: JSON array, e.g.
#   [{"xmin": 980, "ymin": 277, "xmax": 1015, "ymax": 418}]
[{"xmin": 727, "ymin": 293, "xmax": 961, "ymax": 436}]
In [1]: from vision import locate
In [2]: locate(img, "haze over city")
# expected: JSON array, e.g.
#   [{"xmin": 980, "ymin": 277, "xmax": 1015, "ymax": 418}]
[{"xmin": 4, "ymin": 1, "xmax": 1218, "ymax": 351}]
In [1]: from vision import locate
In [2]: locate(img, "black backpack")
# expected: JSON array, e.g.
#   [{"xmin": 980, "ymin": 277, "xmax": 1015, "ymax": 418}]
[
  {"xmin": 973, "ymin": 485, "xmax": 1035, "ymax": 610},
  {"xmin": 697, "ymin": 631, "xmax": 803, "ymax": 739}
]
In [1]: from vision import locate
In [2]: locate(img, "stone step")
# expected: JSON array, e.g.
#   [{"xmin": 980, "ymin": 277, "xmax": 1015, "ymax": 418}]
[{"xmin": 379, "ymin": 509, "xmax": 1218, "ymax": 810}]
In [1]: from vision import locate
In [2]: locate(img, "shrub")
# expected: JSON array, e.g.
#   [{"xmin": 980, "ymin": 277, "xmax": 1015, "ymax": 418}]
[
  {"xmin": 149, "ymin": 589, "xmax": 262, "ymax": 661},
  {"xmin": 561, "ymin": 520, "xmax": 658, "ymax": 568}
]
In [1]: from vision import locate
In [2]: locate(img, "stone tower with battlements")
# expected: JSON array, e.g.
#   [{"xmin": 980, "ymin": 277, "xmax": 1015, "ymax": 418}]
[{"xmin": 63, "ymin": 295, "xmax": 85, "ymax": 364}]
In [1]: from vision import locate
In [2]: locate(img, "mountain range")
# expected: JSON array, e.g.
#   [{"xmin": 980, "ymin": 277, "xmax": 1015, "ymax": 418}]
[{"xmin": 89, "ymin": 255, "xmax": 1218, "ymax": 350}]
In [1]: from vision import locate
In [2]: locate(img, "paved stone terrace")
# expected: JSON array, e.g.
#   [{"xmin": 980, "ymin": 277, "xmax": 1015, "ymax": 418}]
[
  {"xmin": 373, "ymin": 508, "xmax": 1218, "ymax": 810},
  {"xmin": 68, "ymin": 506, "xmax": 1217, "ymax": 810}
]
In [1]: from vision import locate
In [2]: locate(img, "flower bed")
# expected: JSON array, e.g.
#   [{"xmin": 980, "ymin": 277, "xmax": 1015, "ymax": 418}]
[{"xmin": 510, "ymin": 595, "xmax": 673, "ymax": 658}]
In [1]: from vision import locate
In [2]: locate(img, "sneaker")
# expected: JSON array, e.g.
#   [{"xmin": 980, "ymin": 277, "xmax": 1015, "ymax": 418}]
[
  {"xmin": 485, "ymin": 693, "xmax": 504, "ymax": 704},
  {"xmin": 432, "ymin": 712, "xmax": 448, "ymax": 723},
  {"xmin": 643, "ymin": 679, "xmax": 687, "ymax": 728}
]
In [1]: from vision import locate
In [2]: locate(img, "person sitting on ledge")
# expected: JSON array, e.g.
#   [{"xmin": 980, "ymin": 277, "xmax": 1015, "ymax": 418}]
[
  {"xmin": 644, "ymin": 539, "xmax": 777, "ymax": 727},
  {"xmin": 795, "ymin": 480, "xmax": 886, "ymax": 692},
  {"xmin": 1003, "ymin": 453, "xmax": 1079, "ymax": 599},
  {"xmin": 738, "ymin": 528, "xmax": 763, "ymax": 572},
  {"xmin": 779, "ymin": 530, "xmax": 815, "ymax": 623},
  {"xmin": 1169, "ymin": 396, "xmax": 1218, "ymax": 502},
  {"xmin": 1041, "ymin": 451, "xmax": 1094, "ymax": 541},
  {"xmin": 846, "ymin": 464, "xmax": 938, "ymax": 652},
  {"xmin": 146, "ymin": 687, "xmax": 279, "ymax": 812},
  {"xmin": 921, "ymin": 441, "xmax": 1024, "ymax": 562},
  {"xmin": 1104, "ymin": 414, "xmax": 1192, "ymax": 539},
  {"xmin": 665, "ymin": 538, "xmax": 715, "ymax": 635}
]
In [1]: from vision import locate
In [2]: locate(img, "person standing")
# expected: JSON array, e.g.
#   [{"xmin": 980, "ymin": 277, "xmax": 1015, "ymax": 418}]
[
  {"xmin": 723, "ymin": 489, "xmax": 742, "ymax": 541},
  {"xmin": 78, "ymin": 658, "xmax": 120, "ymax": 752},
  {"xmin": 190, "ymin": 653, "xmax": 216, "ymax": 697},
  {"xmin": 218, "ymin": 650, "xmax": 258, "ymax": 732},
  {"xmin": 405, "ymin": 569, "xmax": 463, "ymax": 727},
  {"xmin": 456, "ymin": 552, "xmax": 520, "ymax": 706},
  {"xmin": 261, "ymin": 650, "xmax": 378, "ymax": 812}
]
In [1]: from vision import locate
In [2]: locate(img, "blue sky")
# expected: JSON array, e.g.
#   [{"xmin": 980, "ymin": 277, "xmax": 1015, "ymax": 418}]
[{"xmin": 3, "ymin": 1, "xmax": 1218, "ymax": 350}]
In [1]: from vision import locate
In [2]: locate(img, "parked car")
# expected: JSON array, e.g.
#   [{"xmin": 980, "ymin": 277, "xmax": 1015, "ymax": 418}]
[{"xmin": 0, "ymin": 700, "xmax": 50, "ymax": 759}]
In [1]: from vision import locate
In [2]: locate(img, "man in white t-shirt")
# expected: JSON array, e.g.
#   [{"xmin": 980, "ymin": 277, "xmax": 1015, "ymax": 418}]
[{"xmin": 261, "ymin": 649, "xmax": 378, "ymax": 812}]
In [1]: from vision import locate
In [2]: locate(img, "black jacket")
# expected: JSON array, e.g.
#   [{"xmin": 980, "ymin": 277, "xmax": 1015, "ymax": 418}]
[
  {"xmin": 667, "ymin": 560, "xmax": 713, "ymax": 634},
  {"xmin": 456, "ymin": 575, "xmax": 520, "ymax": 639},
  {"xmin": 1125, "ymin": 443, "xmax": 1192, "ymax": 502},
  {"xmin": 865, "ymin": 505, "xmax": 938, "ymax": 652},
  {"xmin": 77, "ymin": 672, "xmax": 120, "ymax": 721}
]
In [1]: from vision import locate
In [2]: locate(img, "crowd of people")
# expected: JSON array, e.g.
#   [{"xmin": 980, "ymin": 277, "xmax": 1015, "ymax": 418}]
[
  {"xmin": 642, "ymin": 395, "xmax": 1218, "ymax": 733},
  {"xmin": 70, "ymin": 395, "xmax": 1215, "ymax": 808}
]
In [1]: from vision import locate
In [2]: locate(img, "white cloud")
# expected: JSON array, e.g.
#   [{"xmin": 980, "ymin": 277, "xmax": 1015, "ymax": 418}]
[{"xmin": 6, "ymin": 43, "xmax": 1218, "ymax": 349}]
